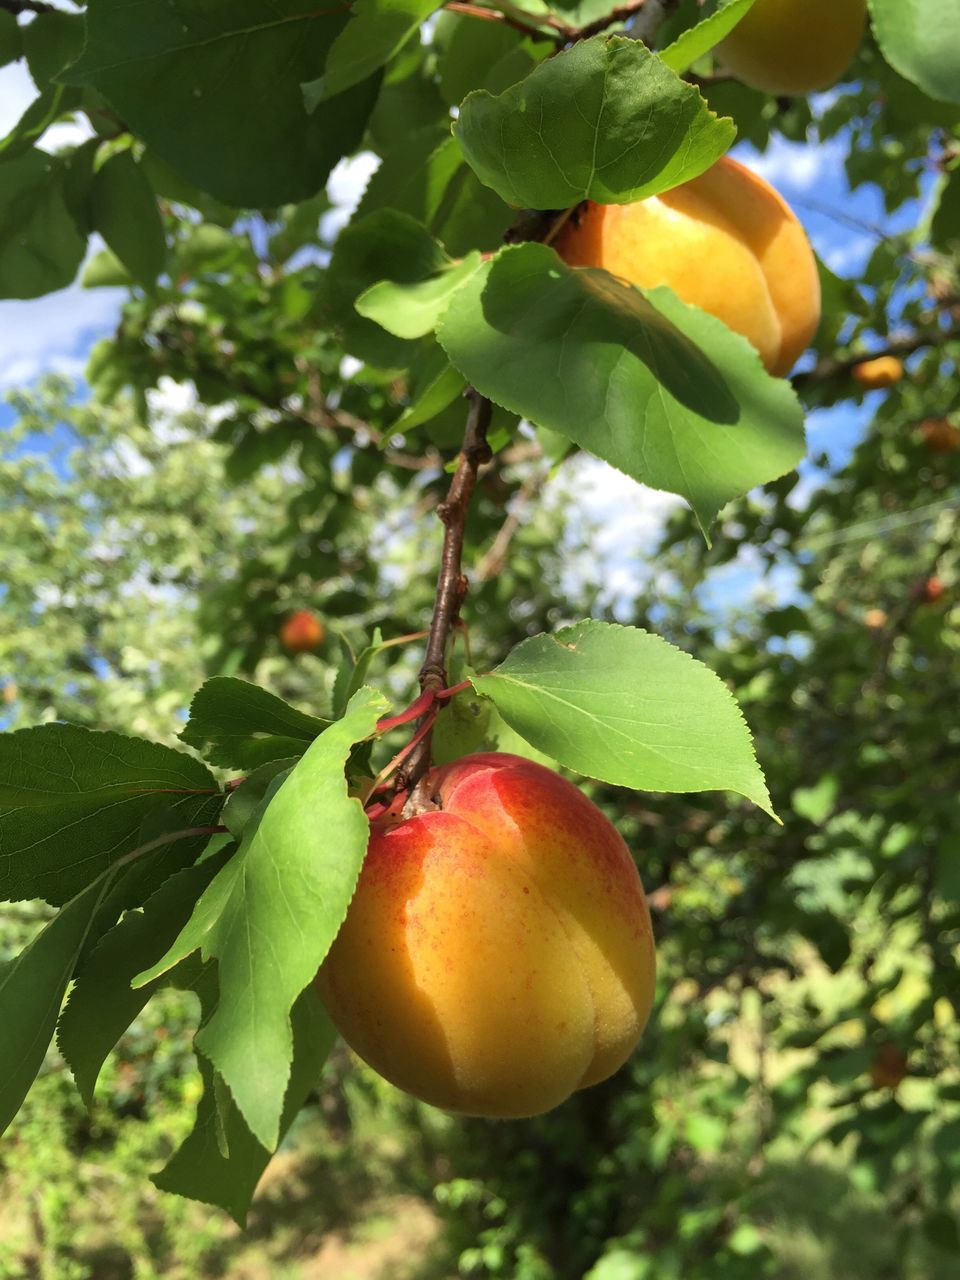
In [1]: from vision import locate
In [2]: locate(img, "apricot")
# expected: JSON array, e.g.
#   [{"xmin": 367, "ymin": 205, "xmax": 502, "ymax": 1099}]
[
  {"xmin": 553, "ymin": 155, "xmax": 820, "ymax": 377},
  {"xmin": 280, "ymin": 608, "xmax": 325, "ymax": 652},
  {"xmin": 852, "ymin": 356, "xmax": 904, "ymax": 390},
  {"xmin": 913, "ymin": 576, "xmax": 946, "ymax": 606},
  {"xmin": 919, "ymin": 418, "xmax": 960, "ymax": 454},
  {"xmin": 869, "ymin": 1043, "xmax": 908, "ymax": 1090},
  {"xmin": 317, "ymin": 753, "xmax": 655, "ymax": 1118},
  {"xmin": 863, "ymin": 608, "xmax": 888, "ymax": 630},
  {"xmin": 716, "ymin": 0, "xmax": 867, "ymax": 96}
]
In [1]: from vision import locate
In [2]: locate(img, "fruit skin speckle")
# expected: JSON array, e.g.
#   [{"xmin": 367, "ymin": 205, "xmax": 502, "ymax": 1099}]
[{"xmin": 317, "ymin": 753, "xmax": 656, "ymax": 1118}]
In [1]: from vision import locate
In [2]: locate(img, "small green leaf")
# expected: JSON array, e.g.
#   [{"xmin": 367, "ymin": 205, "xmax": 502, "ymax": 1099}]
[
  {"xmin": 81, "ymin": 246, "xmax": 133, "ymax": 289},
  {"xmin": 356, "ymin": 251, "xmax": 482, "ymax": 339},
  {"xmin": 931, "ymin": 166, "xmax": 960, "ymax": 249},
  {"xmin": 0, "ymin": 876, "xmax": 114, "ymax": 1137},
  {"xmin": 57, "ymin": 852, "xmax": 232, "ymax": 1106},
  {"xmin": 0, "ymin": 723, "xmax": 219, "ymax": 905},
  {"xmin": 179, "ymin": 677, "xmax": 330, "ymax": 771},
  {"xmin": 307, "ymin": 0, "xmax": 440, "ymax": 103},
  {"xmin": 0, "ymin": 150, "xmax": 86, "ymax": 299},
  {"xmin": 437, "ymin": 243, "xmax": 805, "ymax": 532},
  {"xmin": 325, "ymin": 209, "xmax": 448, "ymax": 367},
  {"xmin": 869, "ymin": 0, "xmax": 960, "ymax": 105},
  {"xmin": 391, "ymin": 345, "xmax": 466, "ymax": 436},
  {"xmin": 659, "ymin": 0, "xmax": 760, "ymax": 73},
  {"xmin": 23, "ymin": 10, "xmax": 84, "ymax": 85},
  {"xmin": 90, "ymin": 150, "xmax": 166, "ymax": 289},
  {"xmin": 221, "ymin": 761, "xmax": 297, "ymax": 840},
  {"xmin": 471, "ymin": 621, "xmax": 775, "ymax": 815},
  {"xmin": 454, "ymin": 35, "xmax": 734, "ymax": 210},
  {"xmin": 0, "ymin": 12, "xmax": 23, "ymax": 70},
  {"xmin": 0, "ymin": 83, "xmax": 83, "ymax": 161},
  {"xmin": 153, "ymin": 988, "xmax": 335, "ymax": 1224},
  {"xmin": 139, "ymin": 689, "xmax": 384, "ymax": 1148}
]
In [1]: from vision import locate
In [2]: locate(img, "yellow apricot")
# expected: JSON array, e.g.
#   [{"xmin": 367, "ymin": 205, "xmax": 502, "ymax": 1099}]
[
  {"xmin": 317, "ymin": 753, "xmax": 655, "ymax": 1118},
  {"xmin": 717, "ymin": 0, "xmax": 867, "ymax": 96},
  {"xmin": 852, "ymin": 356, "xmax": 904, "ymax": 389},
  {"xmin": 554, "ymin": 155, "xmax": 820, "ymax": 377}
]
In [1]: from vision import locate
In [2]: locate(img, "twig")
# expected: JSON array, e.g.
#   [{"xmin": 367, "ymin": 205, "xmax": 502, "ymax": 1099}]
[
  {"xmin": 0, "ymin": 0, "xmax": 57, "ymax": 15},
  {"xmin": 793, "ymin": 322, "xmax": 960, "ymax": 387},
  {"xmin": 443, "ymin": 1, "xmax": 566, "ymax": 43},
  {"xmin": 396, "ymin": 390, "xmax": 493, "ymax": 802},
  {"xmin": 475, "ymin": 464, "xmax": 551, "ymax": 581}
]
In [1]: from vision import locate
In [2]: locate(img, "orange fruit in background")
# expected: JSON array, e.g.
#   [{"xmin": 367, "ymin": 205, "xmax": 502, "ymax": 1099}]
[
  {"xmin": 870, "ymin": 1043, "xmax": 908, "ymax": 1090},
  {"xmin": 919, "ymin": 418, "xmax": 960, "ymax": 454},
  {"xmin": 852, "ymin": 356, "xmax": 904, "ymax": 389},
  {"xmin": 280, "ymin": 609, "xmax": 325, "ymax": 652},
  {"xmin": 554, "ymin": 155, "xmax": 820, "ymax": 377},
  {"xmin": 716, "ymin": 0, "xmax": 868, "ymax": 96}
]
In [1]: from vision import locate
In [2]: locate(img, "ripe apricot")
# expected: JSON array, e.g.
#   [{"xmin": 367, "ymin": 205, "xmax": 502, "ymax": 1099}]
[
  {"xmin": 318, "ymin": 753, "xmax": 655, "ymax": 1118},
  {"xmin": 919, "ymin": 418, "xmax": 960, "ymax": 454},
  {"xmin": 553, "ymin": 156, "xmax": 820, "ymax": 377},
  {"xmin": 870, "ymin": 1043, "xmax": 908, "ymax": 1090},
  {"xmin": 913, "ymin": 576, "xmax": 946, "ymax": 606},
  {"xmin": 280, "ymin": 609, "xmax": 325, "ymax": 652},
  {"xmin": 717, "ymin": 0, "xmax": 867, "ymax": 96},
  {"xmin": 852, "ymin": 356, "xmax": 904, "ymax": 390},
  {"xmin": 863, "ymin": 608, "xmax": 888, "ymax": 630}
]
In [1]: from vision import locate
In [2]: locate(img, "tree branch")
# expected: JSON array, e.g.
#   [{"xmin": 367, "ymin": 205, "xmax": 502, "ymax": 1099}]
[
  {"xmin": 475, "ymin": 463, "xmax": 551, "ymax": 582},
  {"xmin": 442, "ymin": 1, "xmax": 566, "ymax": 43},
  {"xmin": 793, "ymin": 322, "xmax": 960, "ymax": 387},
  {"xmin": 396, "ymin": 389, "xmax": 493, "ymax": 802},
  {"xmin": 0, "ymin": 0, "xmax": 57, "ymax": 15}
]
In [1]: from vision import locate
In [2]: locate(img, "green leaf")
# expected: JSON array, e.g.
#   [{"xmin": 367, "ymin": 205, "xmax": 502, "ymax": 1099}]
[
  {"xmin": 0, "ymin": 149, "xmax": 86, "ymax": 299},
  {"xmin": 391, "ymin": 344, "xmax": 467, "ymax": 435},
  {"xmin": 221, "ymin": 761, "xmax": 297, "ymax": 840},
  {"xmin": 436, "ymin": 243, "xmax": 805, "ymax": 532},
  {"xmin": 324, "ymin": 209, "xmax": 448, "ymax": 367},
  {"xmin": 0, "ymin": 12, "xmax": 22, "ymax": 70},
  {"xmin": 23, "ymin": 11, "xmax": 84, "ymax": 86},
  {"xmin": 153, "ymin": 988, "xmax": 336, "ymax": 1224},
  {"xmin": 869, "ymin": 0, "xmax": 960, "ymax": 105},
  {"xmin": 356, "ymin": 251, "xmax": 482, "ymax": 339},
  {"xmin": 179, "ymin": 677, "xmax": 330, "ymax": 771},
  {"xmin": 64, "ymin": 0, "xmax": 381, "ymax": 207},
  {"xmin": 931, "ymin": 166, "xmax": 960, "ymax": 250},
  {"xmin": 81, "ymin": 246, "xmax": 133, "ymax": 289},
  {"xmin": 923, "ymin": 1210, "xmax": 960, "ymax": 1254},
  {"xmin": 90, "ymin": 150, "xmax": 166, "ymax": 290},
  {"xmin": 354, "ymin": 131, "xmax": 462, "ymax": 228},
  {"xmin": 0, "ymin": 84, "xmax": 83, "ymax": 162},
  {"xmin": 56, "ymin": 852, "xmax": 232, "ymax": 1106},
  {"xmin": 435, "ymin": 10, "xmax": 546, "ymax": 107},
  {"xmin": 307, "ymin": 0, "xmax": 440, "ymax": 103},
  {"xmin": 454, "ymin": 35, "xmax": 734, "ymax": 210},
  {"xmin": 0, "ymin": 876, "xmax": 114, "ymax": 1137},
  {"xmin": 0, "ymin": 723, "xmax": 220, "ymax": 905},
  {"xmin": 138, "ymin": 689, "xmax": 384, "ymax": 1148},
  {"xmin": 471, "ymin": 621, "xmax": 775, "ymax": 815},
  {"xmin": 659, "ymin": 0, "xmax": 760, "ymax": 73}
]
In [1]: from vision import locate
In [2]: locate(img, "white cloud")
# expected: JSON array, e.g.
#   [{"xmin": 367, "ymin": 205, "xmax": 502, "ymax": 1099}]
[
  {"xmin": 0, "ymin": 60, "xmax": 35, "ymax": 134},
  {"xmin": 736, "ymin": 135, "xmax": 846, "ymax": 195},
  {"xmin": 0, "ymin": 282, "xmax": 124, "ymax": 390}
]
